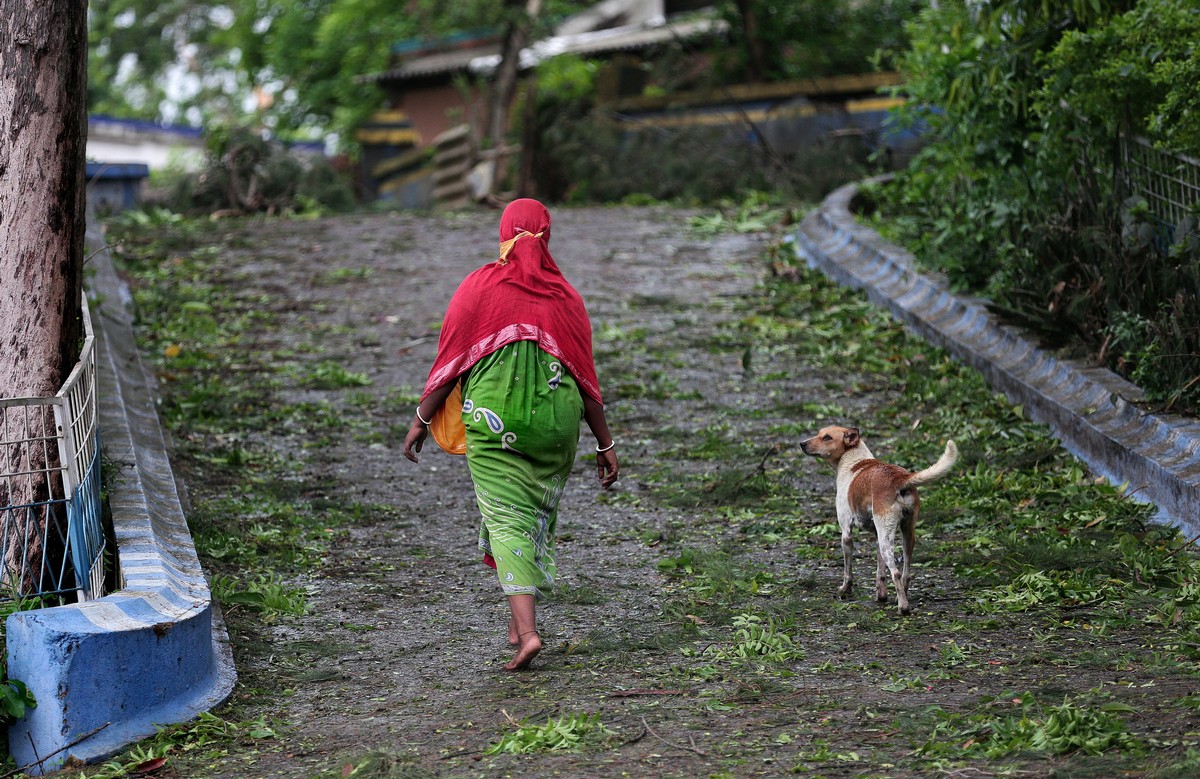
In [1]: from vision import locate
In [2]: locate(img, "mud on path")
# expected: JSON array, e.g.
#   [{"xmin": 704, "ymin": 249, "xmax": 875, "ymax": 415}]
[{"xmin": 108, "ymin": 205, "xmax": 1200, "ymax": 778}]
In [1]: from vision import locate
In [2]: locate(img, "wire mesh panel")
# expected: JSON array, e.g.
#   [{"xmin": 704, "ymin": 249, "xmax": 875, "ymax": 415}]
[
  {"xmin": 55, "ymin": 296, "xmax": 106, "ymax": 600},
  {"xmin": 0, "ymin": 294, "xmax": 105, "ymax": 603},
  {"xmin": 68, "ymin": 443, "xmax": 106, "ymax": 599},
  {"xmin": 0, "ymin": 400, "xmax": 74, "ymax": 601},
  {"xmin": 1121, "ymin": 135, "xmax": 1200, "ymax": 250}
]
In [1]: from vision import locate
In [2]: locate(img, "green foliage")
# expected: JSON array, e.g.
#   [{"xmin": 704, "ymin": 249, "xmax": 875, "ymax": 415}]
[
  {"xmin": 210, "ymin": 574, "xmax": 309, "ymax": 622},
  {"xmin": 876, "ymin": 0, "xmax": 1200, "ymax": 413},
  {"xmin": 536, "ymin": 110, "xmax": 872, "ymax": 205},
  {"xmin": 919, "ymin": 691, "xmax": 1143, "ymax": 758},
  {"xmin": 703, "ymin": 613, "xmax": 801, "ymax": 664},
  {"xmin": 332, "ymin": 751, "xmax": 430, "ymax": 778},
  {"xmin": 1, "ymin": 595, "xmax": 46, "ymax": 736},
  {"xmin": 533, "ymin": 54, "xmax": 597, "ymax": 105},
  {"xmin": 0, "ymin": 679, "xmax": 36, "ymax": 722},
  {"xmin": 73, "ymin": 712, "xmax": 277, "ymax": 778},
  {"xmin": 485, "ymin": 713, "xmax": 612, "ymax": 754},
  {"xmin": 296, "ymin": 361, "xmax": 373, "ymax": 389},
  {"xmin": 88, "ymin": 0, "xmax": 244, "ymax": 122},
  {"xmin": 688, "ymin": 193, "xmax": 788, "ymax": 237},
  {"xmin": 164, "ymin": 125, "xmax": 356, "ymax": 215},
  {"xmin": 972, "ymin": 570, "xmax": 1124, "ymax": 613},
  {"xmin": 1038, "ymin": 0, "xmax": 1200, "ymax": 154},
  {"xmin": 713, "ymin": 0, "xmax": 923, "ymax": 82},
  {"xmin": 88, "ymin": 0, "xmax": 595, "ymax": 146},
  {"xmin": 657, "ymin": 549, "xmax": 777, "ymax": 606},
  {"xmin": 529, "ymin": 54, "xmax": 874, "ymax": 204}
]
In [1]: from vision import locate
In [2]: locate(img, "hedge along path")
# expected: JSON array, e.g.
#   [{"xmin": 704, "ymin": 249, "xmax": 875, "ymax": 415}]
[{"xmin": 102, "ymin": 204, "xmax": 1200, "ymax": 779}]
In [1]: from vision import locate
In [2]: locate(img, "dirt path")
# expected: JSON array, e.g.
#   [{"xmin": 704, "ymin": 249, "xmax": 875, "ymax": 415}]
[
  {"xmin": 103, "ymin": 204, "xmax": 1200, "ymax": 779},
  {"xmin": 199, "ymin": 205, "xmax": 790, "ymax": 777}
]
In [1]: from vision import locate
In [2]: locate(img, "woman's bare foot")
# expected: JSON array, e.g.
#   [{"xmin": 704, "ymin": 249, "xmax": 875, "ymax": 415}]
[
  {"xmin": 504, "ymin": 631, "xmax": 541, "ymax": 671},
  {"xmin": 508, "ymin": 616, "xmax": 519, "ymax": 646}
]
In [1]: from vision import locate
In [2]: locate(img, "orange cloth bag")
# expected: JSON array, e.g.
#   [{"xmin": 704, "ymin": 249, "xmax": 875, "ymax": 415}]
[{"xmin": 429, "ymin": 382, "xmax": 466, "ymax": 455}]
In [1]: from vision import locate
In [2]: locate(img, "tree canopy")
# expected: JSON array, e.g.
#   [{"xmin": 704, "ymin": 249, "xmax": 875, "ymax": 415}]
[{"xmin": 87, "ymin": 0, "xmax": 592, "ymax": 147}]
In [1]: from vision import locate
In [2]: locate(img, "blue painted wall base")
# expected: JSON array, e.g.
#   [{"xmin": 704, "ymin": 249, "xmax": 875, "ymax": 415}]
[{"xmin": 7, "ymin": 596, "xmax": 231, "ymax": 772}]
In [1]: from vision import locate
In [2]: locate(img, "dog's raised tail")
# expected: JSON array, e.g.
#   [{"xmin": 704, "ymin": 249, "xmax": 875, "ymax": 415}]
[{"xmin": 905, "ymin": 440, "xmax": 959, "ymax": 488}]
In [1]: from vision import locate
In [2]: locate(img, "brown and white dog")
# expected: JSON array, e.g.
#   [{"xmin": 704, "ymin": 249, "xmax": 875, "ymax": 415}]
[{"xmin": 800, "ymin": 426, "xmax": 958, "ymax": 615}]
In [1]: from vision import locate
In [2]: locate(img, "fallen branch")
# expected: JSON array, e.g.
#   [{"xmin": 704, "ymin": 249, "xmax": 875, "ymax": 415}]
[
  {"xmin": 639, "ymin": 716, "xmax": 706, "ymax": 757},
  {"xmin": 3, "ymin": 722, "xmax": 111, "ymax": 779}
]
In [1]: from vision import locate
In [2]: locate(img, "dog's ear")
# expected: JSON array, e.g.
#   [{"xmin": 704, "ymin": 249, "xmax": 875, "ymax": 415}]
[{"xmin": 844, "ymin": 428, "xmax": 861, "ymax": 447}]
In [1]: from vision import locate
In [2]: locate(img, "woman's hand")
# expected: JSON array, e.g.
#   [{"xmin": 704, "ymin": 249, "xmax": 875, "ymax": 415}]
[
  {"xmin": 581, "ymin": 394, "xmax": 618, "ymax": 488},
  {"xmin": 596, "ymin": 448, "xmax": 618, "ymax": 488},
  {"xmin": 404, "ymin": 385, "xmax": 456, "ymax": 463},
  {"xmin": 403, "ymin": 420, "xmax": 428, "ymax": 463}
]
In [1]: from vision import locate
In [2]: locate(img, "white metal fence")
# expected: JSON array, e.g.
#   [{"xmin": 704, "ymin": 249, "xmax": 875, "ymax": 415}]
[
  {"xmin": 1121, "ymin": 135, "xmax": 1200, "ymax": 250},
  {"xmin": 0, "ymin": 295, "xmax": 105, "ymax": 602}
]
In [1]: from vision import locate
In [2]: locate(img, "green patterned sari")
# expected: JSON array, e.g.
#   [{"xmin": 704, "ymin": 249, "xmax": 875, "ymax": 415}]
[{"xmin": 462, "ymin": 340, "xmax": 583, "ymax": 599}]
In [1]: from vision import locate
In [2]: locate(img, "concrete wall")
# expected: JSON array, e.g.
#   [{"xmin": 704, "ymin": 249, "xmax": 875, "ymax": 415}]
[{"xmin": 87, "ymin": 116, "xmax": 205, "ymax": 173}]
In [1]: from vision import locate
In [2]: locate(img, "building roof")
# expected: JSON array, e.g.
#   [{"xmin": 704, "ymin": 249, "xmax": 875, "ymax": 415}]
[{"xmin": 361, "ymin": 11, "xmax": 726, "ymax": 85}]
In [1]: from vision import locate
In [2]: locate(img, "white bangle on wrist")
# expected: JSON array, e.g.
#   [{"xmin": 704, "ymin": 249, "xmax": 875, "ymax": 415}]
[
  {"xmin": 415, "ymin": 408, "xmax": 432, "ymax": 426},
  {"xmin": 595, "ymin": 440, "xmax": 616, "ymax": 453}
]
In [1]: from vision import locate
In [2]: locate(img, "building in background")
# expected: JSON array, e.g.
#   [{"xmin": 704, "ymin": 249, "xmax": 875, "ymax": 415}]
[{"xmin": 87, "ymin": 115, "xmax": 206, "ymax": 173}]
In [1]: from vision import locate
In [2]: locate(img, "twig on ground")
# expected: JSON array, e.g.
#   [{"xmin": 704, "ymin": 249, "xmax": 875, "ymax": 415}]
[
  {"xmin": 639, "ymin": 716, "xmax": 707, "ymax": 757},
  {"xmin": 3, "ymin": 722, "xmax": 111, "ymax": 778},
  {"xmin": 607, "ymin": 689, "xmax": 688, "ymax": 697}
]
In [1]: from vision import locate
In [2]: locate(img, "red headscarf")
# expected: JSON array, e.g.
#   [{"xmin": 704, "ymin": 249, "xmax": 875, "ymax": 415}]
[{"xmin": 422, "ymin": 198, "xmax": 602, "ymax": 404}]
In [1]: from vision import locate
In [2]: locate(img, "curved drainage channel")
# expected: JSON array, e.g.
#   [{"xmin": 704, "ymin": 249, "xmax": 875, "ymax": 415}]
[
  {"xmin": 5, "ymin": 223, "xmax": 236, "ymax": 775},
  {"xmin": 794, "ymin": 179, "xmax": 1200, "ymax": 536}
]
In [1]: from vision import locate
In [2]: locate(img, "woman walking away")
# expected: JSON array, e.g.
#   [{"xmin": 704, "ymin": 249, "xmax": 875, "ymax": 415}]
[{"xmin": 403, "ymin": 198, "xmax": 619, "ymax": 671}]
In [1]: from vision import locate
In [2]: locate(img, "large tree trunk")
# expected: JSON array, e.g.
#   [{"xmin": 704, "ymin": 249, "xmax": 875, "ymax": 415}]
[
  {"xmin": 0, "ymin": 0, "xmax": 88, "ymax": 594},
  {"xmin": 483, "ymin": 0, "xmax": 543, "ymax": 199},
  {"xmin": 735, "ymin": 0, "xmax": 769, "ymax": 83}
]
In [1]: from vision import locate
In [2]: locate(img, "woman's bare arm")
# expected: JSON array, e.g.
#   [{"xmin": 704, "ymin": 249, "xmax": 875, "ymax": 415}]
[
  {"xmin": 403, "ymin": 380, "xmax": 458, "ymax": 463},
  {"xmin": 582, "ymin": 393, "xmax": 619, "ymax": 488}
]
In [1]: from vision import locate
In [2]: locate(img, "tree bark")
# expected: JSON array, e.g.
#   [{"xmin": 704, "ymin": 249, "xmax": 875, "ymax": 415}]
[
  {"xmin": 516, "ymin": 74, "xmax": 539, "ymax": 198},
  {"xmin": 0, "ymin": 0, "xmax": 89, "ymax": 594},
  {"xmin": 484, "ymin": 0, "xmax": 543, "ymax": 197},
  {"xmin": 735, "ymin": 0, "xmax": 769, "ymax": 83}
]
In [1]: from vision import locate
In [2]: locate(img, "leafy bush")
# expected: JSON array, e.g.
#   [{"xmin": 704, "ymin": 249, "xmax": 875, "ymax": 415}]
[
  {"xmin": 526, "ymin": 48, "xmax": 879, "ymax": 205},
  {"xmin": 1038, "ymin": 0, "xmax": 1200, "ymax": 154},
  {"xmin": 159, "ymin": 125, "xmax": 356, "ymax": 216},
  {"xmin": 874, "ymin": 0, "xmax": 1200, "ymax": 413},
  {"xmin": 0, "ymin": 679, "xmax": 35, "ymax": 722},
  {"xmin": 535, "ymin": 106, "xmax": 874, "ymax": 205},
  {"xmin": 1, "ymin": 598, "xmax": 40, "ymax": 761},
  {"xmin": 713, "ymin": 0, "xmax": 924, "ymax": 82}
]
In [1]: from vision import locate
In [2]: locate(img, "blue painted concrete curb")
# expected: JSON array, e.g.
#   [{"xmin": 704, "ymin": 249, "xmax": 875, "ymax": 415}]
[
  {"xmin": 794, "ymin": 178, "xmax": 1200, "ymax": 535},
  {"xmin": 5, "ymin": 224, "xmax": 236, "ymax": 774}
]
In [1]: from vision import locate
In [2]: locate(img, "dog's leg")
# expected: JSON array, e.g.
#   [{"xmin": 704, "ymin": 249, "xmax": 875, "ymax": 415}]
[
  {"xmin": 900, "ymin": 512, "xmax": 916, "ymax": 596},
  {"xmin": 838, "ymin": 523, "xmax": 854, "ymax": 597},
  {"xmin": 876, "ymin": 512, "xmax": 910, "ymax": 615},
  {"xmin": 875, "ymin": 540, "xmax": 889, "ymax": 604}
]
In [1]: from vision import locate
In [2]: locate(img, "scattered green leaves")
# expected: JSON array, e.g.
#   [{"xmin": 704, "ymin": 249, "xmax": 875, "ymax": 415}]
[{"xmin": 485, "ymin": 713, "xmax": 612, "ymax": 755}]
